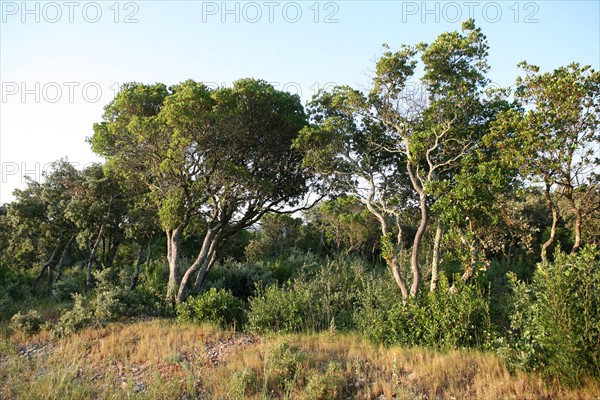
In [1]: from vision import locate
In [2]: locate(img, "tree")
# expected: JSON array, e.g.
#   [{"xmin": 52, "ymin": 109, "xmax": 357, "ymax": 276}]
[
  {"xmin": 64, "ymin": 164, "xmax": 128, "ymax": 287},
  {"xmin": 296, "ymin": 20, "xmax": 493, "ymax": 299},
  {"xmin": 4, "ymin": 160, "xmax": 79, "ymax": 286},
  {"xmin": 493, "ymin": 62, "xmax": 600, "ymax": 259},
  {"xmin": 305, "ymin": 196, "xmax": 381, "ymax": 258},
  {"xmin": 91, "ymin": 79, "xmax": 314, "ymax": 304}
]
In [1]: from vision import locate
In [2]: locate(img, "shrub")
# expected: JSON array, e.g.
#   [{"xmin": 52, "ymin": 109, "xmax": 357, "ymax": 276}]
[
  {"xmin": 205, "ymin": 259, "xmax": 275, "ymax": 300},
  {"xmin": 356, "ymin": 274, "xmax": 492, "ymax": 349},
  {"xmin": 10, "ymin": 309, "xmax": 42, "ymax": 335},
  {"xmin": 305, "ymin": 362, "xmax": 346, "ymax": 400},
  {"xmin": 227, "ymin": 367, "xmax": 258, "ymax": 399},
  {"xmin": 52, "ymin": 269, "xmax": 86, "ymax": 301},
  {"xmin": 498, "ymin": 246, "xmax": 600, "ymax": 386},
  {"xmin": 51, "ymin": 293, "xmax": 93, "ymax": 338},
  {"xmin": 247, "ymin": 284, "xmax": 310, "ymax": 333},
  {"xmin": 248, "ymin": 255, "xmax": 379, "ymax": 334},
  {"xmin": 264, "ymin": 342, "xmax": 310, "ymax": 395},
  {"xmin": 176, "ymin": 288, "xmax": 244, "ymax": 329}
]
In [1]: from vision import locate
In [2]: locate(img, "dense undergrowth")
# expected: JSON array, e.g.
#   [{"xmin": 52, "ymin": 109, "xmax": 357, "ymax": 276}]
[{"xmin": 1, "ymin": 246, "xmax": 599, "ymax": 397}]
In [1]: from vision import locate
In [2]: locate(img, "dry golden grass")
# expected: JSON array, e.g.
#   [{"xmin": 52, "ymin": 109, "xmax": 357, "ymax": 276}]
[{"xmin": 1, "ymin": 319, "xmax": 599, "ymax": 399}]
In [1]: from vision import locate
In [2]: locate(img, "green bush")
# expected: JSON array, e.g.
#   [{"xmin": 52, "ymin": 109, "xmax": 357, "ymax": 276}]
[
  {"xmin": 247, "ymin": 284, "xmax": 309, "ymax": 333},
  {"xmin": 176, "ymin": 288, "xmax": 244, "ymax": 329},
  {"xmin": 205, "ymin": 259, "xmax": 275, "ymax": 300},
  {"xmin": 51, "ymin": 293, "xmax": 93, "ymax": 338},
  {"xmin": 265, "ymin": 342, "xmax": 310, "ymax": 395},
  {"xmin": 305, "ymin": 362, "xmax": 346, "ymax": 400},
  {"xmin": 52, "ymin": 269, "xmax": 86, "ymax": 301},
  {"xmin": 356, "ymin": 275, "xmax": 492, "ymax": 349},
  {"xmin": 248, "ymin": 256, "xmax": 379, "ymax": 334},
  {"xmin": 498, "ymin": 246, "xmax": 600, "ymax": 386},
  {"xmin": 10, "ymin": 309, "xmax": 42, "ymax": 335}
]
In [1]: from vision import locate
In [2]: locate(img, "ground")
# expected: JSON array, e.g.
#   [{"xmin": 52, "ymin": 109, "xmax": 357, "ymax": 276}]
[{"xmin": 1, "ymin": 319, "xmax": 599, "ymax": 399}]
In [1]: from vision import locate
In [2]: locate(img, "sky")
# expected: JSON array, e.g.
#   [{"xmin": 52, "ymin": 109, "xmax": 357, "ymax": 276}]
[{"xmin": 1, "ymin": 0, "xmax": 599, "ymax": 204}]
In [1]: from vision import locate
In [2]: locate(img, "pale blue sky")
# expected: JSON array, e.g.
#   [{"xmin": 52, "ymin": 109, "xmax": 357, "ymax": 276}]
[{"xmin": 1, "ymin": 0, "xmax": 599, "ymax": 203}]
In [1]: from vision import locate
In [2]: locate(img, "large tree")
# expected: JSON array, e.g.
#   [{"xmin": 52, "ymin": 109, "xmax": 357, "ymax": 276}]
[
  {"xmin": 91, "ymin": 79, "xmax": 314, "ymax": 304},
  {"xmin": 296, "ymin": 20, "xmax": 494, "ymax": 299},
  {"xmin": 493, "ymin": 62, "xmax": 600, "ymax": 260}
]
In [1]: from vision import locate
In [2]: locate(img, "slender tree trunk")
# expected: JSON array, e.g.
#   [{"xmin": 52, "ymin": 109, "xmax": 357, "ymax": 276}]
[
  {"xmin": 541, "ymin": 182, "xmax": 558, "ymax": 263},
  {"xmin": 54, "ymin": 234, "xmax": 75, "ymax": 285},
  {"xmin": 166, "ymin": 226, "xmax": 184, "ymax": 304},
  {"xmin": 461, "ymin": 234, "xmax": 479, "ymax": 283},
  {"xmin": 36, "ymin": 238, "xmax": 62, "ymax": 283},
  {"xmin": 87, "ymin": 225, "xmax": 104, "ymax": 288},
  {"xmin": 106, "ymin": 241, "xmax": 120, "ymax": 270},
  {"xmin": 411, "ymin": 193, "xmax": 428, "ymax": 296},
  {"xmin": 176, "ymin": 226, "xmax": 221, "ymax": 304},
  {"xmin": 363, "ymin": 177, "xmax": 410, "ymax": 300},
  {"xmin": 130, "ymin": 244, "xmax": 144, "ymax": 290},
  {"xmin": 564, "ymin": 190, "xmax": 582, "ymax": 253},
  {"xmin": 430, "ymin": 220, "xmax": 443, "ymax": 291},
  {"xmin": 406, "ymin": 161, "xmax": 428, "ymax": 297},
  {"xmin": 389, "ymin": 255, "xmax": 409, "ymax": 299},
  {"xmin": 194, "ymin": 245, "xmax": 218, "ymax": 291},
  {"xmin": 130, "ymin": 239, "xmax": 152, "ymax": 290}
]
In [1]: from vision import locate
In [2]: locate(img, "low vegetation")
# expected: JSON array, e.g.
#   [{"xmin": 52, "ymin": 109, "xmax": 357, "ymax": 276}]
[{"xmin": 2, "ymin": 320, "xmax": 599, "ymax": 399}]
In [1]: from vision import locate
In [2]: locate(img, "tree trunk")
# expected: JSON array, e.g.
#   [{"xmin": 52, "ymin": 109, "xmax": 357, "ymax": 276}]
[
  {"xmin": 430, "ymin": 220, "xmax": 443, "ymax": 291},
  {"xmin": 363, "ymin": 176, "xmax": 410, "ymax": 300},
  {"xmin": 460, "ymin": 233, "xmax": 478, "ymax": 283},
  {"xmin": 166, "ymin": 226, "xmax": 184, "ymax": 304},
  {"xmin": 87, "ymin": 225, "xmax": 104, "ymax": 288},
  {"xmin": 406, "ymin": 159, "xmax": 428, "ymax": 297},
  {"xmin": 130, "ymin": 243, "xmax": 144, "ymax": 290},
  {"xmin": 54, "ymin": 234, "xmax": 75, "ymax": 285},
  {"xmin": 106, "ymin": 241, "xmax": 120, "ymax": 270},
  {"xmin": 564, "ymin": 189, "xmax": 582, "ymax": 253},
  {"xmin": 36, "ymin": 238, "xmax": 62, "ymax": 283},
  {"xmin": 541, "ymin": 182, "xmax": 558, "ymax": 263},
  {"xmin": 389, "ymin": 255, "xmax": 409, "ymax": 299},
  {"xmin": 176, "ymin": 226, "xmax": 221, "ymax": 304},
  {"xmin": 194, "ymin": 246, "xmax": 217, "ymax": 291}
]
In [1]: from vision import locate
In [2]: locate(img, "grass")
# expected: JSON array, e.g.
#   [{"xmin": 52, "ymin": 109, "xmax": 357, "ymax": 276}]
[{"xmin": 1, "ymin": 319, "xmax": 599, "ymax": 399}]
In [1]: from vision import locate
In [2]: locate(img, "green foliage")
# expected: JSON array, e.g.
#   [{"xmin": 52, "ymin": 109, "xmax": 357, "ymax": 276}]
[
  {"xmin": 227, "ymin": 367, "xmax": 259, "ymax": 399},
  {"xmin": 305, "ymin": 362, "xmax": 346, "ymax": 400},
  {"xmin": 497, "ymin": 247, "xmax": 600, "ymax": 386},
  {"xmin": 356, "ymin": 275, "xmax": 492, "ymax": 349},
  {"xmin": 0, "ymin": 264, "xmax": 33, "ymax": 319},
  {"xmin": 248, "ymin": 256, "xmax": 375, "ymax": 334},
  {"xmin": 10, "ymin": 309, "xmax": 42, "ymax": 335},
  {"xmin": 265, "ymin": 342, "xmax": 310, "ymax": 395},
  {"xmin": 176, "ymin": 288, "xmax": 244, "ymax": 329},
  {"xmin": 51, "ymin": 293, "xmax": 93, "ymax": 338},
  {"xmin": 205, "ymin": 259, "xmax": 275, "ymax": 300},
  {"xmin": 52, "ymin": 269, "xmax": 86, "ymax": 301},
  {"xmin": 247, "ymin": 284, "xmax": 309, "ymax": 334}
]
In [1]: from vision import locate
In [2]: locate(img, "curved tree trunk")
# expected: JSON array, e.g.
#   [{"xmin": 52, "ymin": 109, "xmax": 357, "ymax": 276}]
[
  {"xmin": 406, "ymin": 161, "xmax": 428, "ymax": 297},
  {"xmin": 363, "ymin": 176, "xmax": 410, "ymax": 300},
  {"xmin": 54, "ymin": 234, "xmax": 75, "ymax": 285},
  {"xmin": 87, "ymin": 225, "xmax": 104, "ymax": 288},
  {"xmin": 194, "ymin": 245, "xmax": 218, "ymax": 291},
  {"xmin": 541, "ymin": 182, "xmax": 558, "ymax": 263},
  {"xmin": 430, "ymin": 220, "xmax": 443, "ymax": 291},
  {"xmin": 176, "ymin": 225, "xmax": 222, "ymax": 304},
  {"xmin": 36, "ymin": 238, "xmax": 62, "ymax": 283}
]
